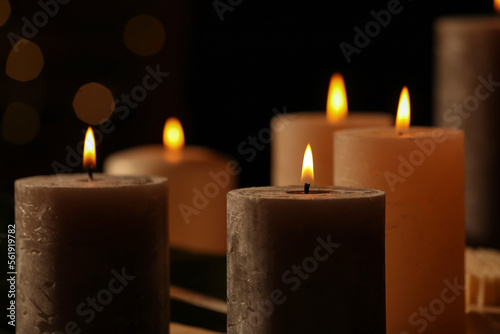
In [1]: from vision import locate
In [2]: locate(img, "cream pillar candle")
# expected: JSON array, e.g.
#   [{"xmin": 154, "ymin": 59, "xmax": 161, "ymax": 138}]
[
  {"xmin": 227, "ymin": 186, "xmax": 386, "ymax": 333},
  {"xmin": 15, "ymin": 174, "xmax": 169, "ymax": 333},
  {"xmin": 434, "ymin": 10, "xmax": 500, "ymax": 248},
  {"xmin": 104, "ymin": 118, "xmax": 237, "ymax": 255},
  {"xmin": 271, "ymin": 73, "xmax": 392, "ymax": 186},
  {"xmin": 334, "ymin": 88, "xmax": 465, "ymax": 333}
]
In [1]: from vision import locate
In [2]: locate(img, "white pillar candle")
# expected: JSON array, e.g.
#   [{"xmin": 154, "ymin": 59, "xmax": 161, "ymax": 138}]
[
  {"xmin": 334, "ymin": 88, "xmax": 465, "ymax": 333},
  {"xmin": 434, "ymin": 10, "xmax": 500, "ymax": 248},
  {"xmin": 15, "ymin": 174, "xmax": 169, "ymax": 333},
  {"xmin": 271, "ymin": 73, "xmax": 392, "ymax": 186},
  {"xmin": 227, "ymin": 186, "xmax": 386, "ymax": 333},
  {"xmin": 104, "ymin": 118, "xmax": 237, "ymax": 255}
]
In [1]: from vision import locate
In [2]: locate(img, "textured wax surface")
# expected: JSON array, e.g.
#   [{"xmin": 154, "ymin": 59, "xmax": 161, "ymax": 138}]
[
  {"xmin": 15, "ymin": 174, "xmax": 169, "ymax": 333},
  {"xmin": 229, "ymin": 185, "xmax": 383, "ymax": 199},
  {"xmin": 227, "ymin": 186, "xmax": 386, "ymax": 333},
  {"xmin": 15, "ymin": 174, "xmax": 159, "ymax": 188}
]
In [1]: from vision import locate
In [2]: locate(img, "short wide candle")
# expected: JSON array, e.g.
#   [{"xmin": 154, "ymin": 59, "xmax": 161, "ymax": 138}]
[
  {"xmin": 15, "ymin": 174, "xmax": 169, "ymax": 333},
  {"xmin": 227, "ymin": 186, "xmax": 386, "ymax": 333},
  {"xmin": 105, "ymin": 145, "xmax": 237, "ymax": 255},
  {"xmin": 334, "ymin": 127, "xmax": 465, "ymax": 333}
]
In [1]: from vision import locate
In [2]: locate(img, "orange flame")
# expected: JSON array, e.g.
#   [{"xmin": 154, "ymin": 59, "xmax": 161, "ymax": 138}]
[
  {"xmin": 163, "ymin": 117, "xmax": 185, "ymax": 150},
  {"xmin": 495, "ymin": 0, "xmax": 500, "ymax": 13},
  {"xmin": 396, "ymin": 86, "xmax": 410, "ymax": 131},
  {"xmin": 83, "ymin": 127, "xmax": 96, "ymax": 171},
  {"xmin": 326, "ymin": 73, "xmax": 348, "ymax": 123},
  {"xmin": 301, "ymin": 144, "xmax": 314, "ymax": 184}
]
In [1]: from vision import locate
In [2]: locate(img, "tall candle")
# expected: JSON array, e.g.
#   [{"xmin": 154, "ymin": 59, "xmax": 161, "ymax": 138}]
[
  {"xmin": 334, "ymin": 88, "xmax": 465, "ymax": 333},
  {"xmin": 271, "ymin": 73, "xmax": 392, "ymax": 186},
  {"xmin": 227, "ymin": 148, "xmax": 386, "ymax": 333},
  {"xmin": 434, "ymin": 7, "xmax": 500, "ymax": 248},
  {"xmin": 104, "ymin": 118, "xmax": 237, "ymax": 255},
  {"xmin": 15, "ymin": 129, "xmax": 169, "ymax": 333}
]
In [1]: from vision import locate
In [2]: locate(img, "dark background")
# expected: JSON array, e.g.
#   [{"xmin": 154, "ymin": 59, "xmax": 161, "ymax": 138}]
[
  {"xmin": 0, "ymin": 0, "xmax": 497, "ymax": 332},
  {"xmin": 0, "ymin": 0, "xmax": 495, "ymax": 190}
]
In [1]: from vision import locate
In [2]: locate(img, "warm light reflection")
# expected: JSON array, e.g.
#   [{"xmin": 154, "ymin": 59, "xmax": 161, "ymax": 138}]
[
  {"xmin": 83, "ymin": 127, "xmax": 96, "ymax": 171},
  {"xmin": 326, "ymin": 73, "xmax": 348, "ymax": 123},
  {"xmin": 73, "ymin": 82, "xmax": 114, "ymax": 125},
  {"xmin": 396, "ymin": 86, "xmax": 410, "ymax": 131},
  {"xmin": 123, "ymin": 15, "xmax": 166, "ymax": 56},
  {"xmin": 495, "ymin": 0, "xmax": 500, "ymax": 13},
  {"xmin": 301, "ymin": 144, "xmax": 314, "ymax": 184},
  {"xmin": 0, "ymin": 0, "xmax": 11, "ymax": 27},
  {"xmin": 163, "ymin": 117, "xmax": 185, "ymax": 150},
  {"xmin": 6, "ymin": 39, "xmax": 44, "ymax": 82}
]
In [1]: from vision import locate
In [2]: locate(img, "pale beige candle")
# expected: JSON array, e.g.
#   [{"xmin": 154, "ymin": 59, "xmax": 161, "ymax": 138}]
[
  {"xmin": 271, "ymin": 73, "xmax": 392, "ymax": 186},
  {"xmin": 434, "ymin": 10, "xmax": 500, "ymax": 248},
  {"xmin": 334, "ymin": 88, "xmax": 465, "ymax": 333},
  {"xmin": 104, "ymin": 118, "xmax": 237, "ymax": 255},
  {"xmin": 227, "ymin": 186, "xmax": 386, "ymax": 333}
]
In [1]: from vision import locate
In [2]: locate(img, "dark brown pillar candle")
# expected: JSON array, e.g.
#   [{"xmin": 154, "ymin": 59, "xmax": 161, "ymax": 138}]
[
  {"xmin": 15, "ymin": 174, "xmax": 169, "ymax": 333},
  {"xmin": 227, "ymin": 186, "xmax": 386, "ymax": 333}
]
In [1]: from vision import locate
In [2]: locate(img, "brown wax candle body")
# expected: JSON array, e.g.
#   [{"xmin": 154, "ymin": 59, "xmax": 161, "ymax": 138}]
[
  {"xmin": 15, "ymin": 174, "xmax": 169, "ymax": 333},
  {"xmin": 227, "ymin": 186, "xmax": 386, "ymax": 333},
  {"xmin": 435, "ymin": 17, "xmax": 500, "ymax": 248}
]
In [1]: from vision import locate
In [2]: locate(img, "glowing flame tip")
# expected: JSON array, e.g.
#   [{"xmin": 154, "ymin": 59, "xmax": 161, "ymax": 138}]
[
  {"xmin": 163, "ymin": 117, "xmax": 185, "ymax": 150},
  {"xmin": 83, "ymin": 127, "xmax": 96, "ymax": 171},
  {"xmin": 396, "ymin": 86, "xmax": 410, "ymax": 131},
  {"xmin": 301, "ymin": 144, "xmax": 314, "ymax": 185},
  {"xmin": 327, "ymin": 73, "xmax": 348, "ymax": 123}
]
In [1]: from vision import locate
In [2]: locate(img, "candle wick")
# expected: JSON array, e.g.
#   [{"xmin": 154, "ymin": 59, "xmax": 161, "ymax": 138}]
[
  {"xmin": 304, "ymin": 183, "xmax": 310, "ymax": 194},
  {"xmin": 87, "ymin": 167, "xmax": 93, "ymax": 182}
]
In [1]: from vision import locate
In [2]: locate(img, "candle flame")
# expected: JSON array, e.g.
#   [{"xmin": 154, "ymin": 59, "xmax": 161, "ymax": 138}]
[
  {"xmin": 396, "ymin": 86, "xmax": 410, "ymax": 131},
  {"xmin": 495, "ymin": 0, "xmax": 500, "ymax": 13},
  {"xmin": 301, "ymin": 144, "xmax": 314, "ymax": 184},
  {"xmin": 83, "ymin": 127, "xmax": 96, "ymax": 171},
  {"xmin": 163, "ymin": 117, "xmax": 185, "ymax": 150},
  {"xmin": 326, "ymin": 73, "xmax": 348, "ymax": 123}
]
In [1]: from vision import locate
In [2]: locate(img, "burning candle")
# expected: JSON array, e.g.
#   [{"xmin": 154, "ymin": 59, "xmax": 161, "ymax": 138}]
[
  {"xmin": 227, "ymin": 146, "xmax": 386, "ymax": 333},
  {"xmin": 271, "ymin": 73, "xmax": 393, "ymax": 186},
  {"xmin": 104, "ymin": 118, "xmax": 237, "ymax": 255},
  {"xmin": 434, "ymin": 1, "xmax": 500, "ymax": 248},
  {"xmin": 334, "ymin": 88, "xmax": 465, "ymax": 333},
  {"xmin": 15, "ymin": 128, "xmax": 169, "ymax": 333}
]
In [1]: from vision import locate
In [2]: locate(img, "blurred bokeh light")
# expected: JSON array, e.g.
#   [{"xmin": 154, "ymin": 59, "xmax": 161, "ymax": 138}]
[{"xmin": 73, "ymin": 82, "xmax": 115, "ymax": 125}]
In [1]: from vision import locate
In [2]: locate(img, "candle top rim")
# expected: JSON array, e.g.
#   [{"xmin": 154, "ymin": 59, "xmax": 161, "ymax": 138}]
[
  {"xmin": 271, "ymin": 111, "xmax": 393, "ymax": 128},
  {"xmin": 434, "ymin": 13, "xmax": 500, "ymax": 33},
  {"xmin": 272, "ymin": 111, "xmax": 392, "ymax": 120},
  {"xmin": 334, "ymin": 126, "xmax": 463, "ymax": 139},
  {"xmin": 105, "ymin": 144, "xmax": 232, "ymax": 163},
  {"xmin": 436, "ymin": 15, "xmax": 500, "ymax": 27},
  {"xmin": 15, "ymin": 174, "xmax": 167, "ymax": 189},
  {"xmin": 228, "ymin": 186, "xmax": 384, "ymax": 200}
]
